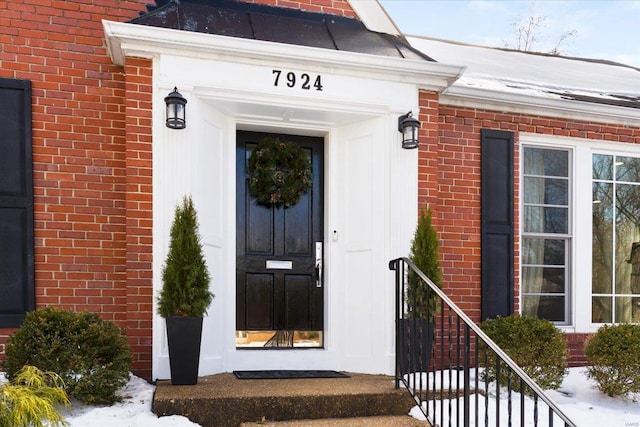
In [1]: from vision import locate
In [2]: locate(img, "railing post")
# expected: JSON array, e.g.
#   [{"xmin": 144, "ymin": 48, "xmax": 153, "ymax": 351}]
[
  {"xmin": 389, "ymin": 259, "xmax": 401, "ymax": 389},
  {"xmin": 463, "ymin": 324, "xmax": 471, "ymax": 427}
]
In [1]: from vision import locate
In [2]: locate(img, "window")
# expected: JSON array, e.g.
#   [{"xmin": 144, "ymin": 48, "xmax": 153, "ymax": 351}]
[
  {"xmin": 521, "ymin": 146, "xmax": 571, "ymax": 324},
  {"xmin": 592, "ymin": 154, "xmax": 640, "ymax": 323},
  {"xmin": 521, "ymin": 135, "xmax": 640, "ymax": 331}
]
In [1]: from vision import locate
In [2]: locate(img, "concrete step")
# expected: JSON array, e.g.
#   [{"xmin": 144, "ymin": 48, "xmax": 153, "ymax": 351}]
[
  {"xmin": 241, "ymin": 415, "xmax": 430, "ymax": 426},
  {"xmin": 153, "ymin": 373, "xmax": 420, "ymax": 427}
]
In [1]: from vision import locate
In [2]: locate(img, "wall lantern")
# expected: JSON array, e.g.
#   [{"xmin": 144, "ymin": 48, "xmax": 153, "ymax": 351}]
[
  {"xmin": 398, "ymin": 111, "xmax": 420, "ymax": 149},
  {"xmin": 164, "ymin": 87, "xmax": 187, "ymax": 129}
]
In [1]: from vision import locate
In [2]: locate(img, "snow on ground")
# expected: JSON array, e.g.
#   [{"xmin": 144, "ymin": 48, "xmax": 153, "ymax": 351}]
[
  {"xmin": 408, "ymin": 367, "xmax": 640, "ymax": 426},
  {"xmin": 3, "ymin": 367, "xmax": 639, "ymax": 426},
  {"xmin": 62, "ymin": 374, "xmax": 199, "ymax": 427}
]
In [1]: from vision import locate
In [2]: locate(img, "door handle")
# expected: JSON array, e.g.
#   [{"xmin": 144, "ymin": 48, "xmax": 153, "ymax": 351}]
[{"xmin": 315, "ymin": 241, "xmax": 323, "ymax": 288}]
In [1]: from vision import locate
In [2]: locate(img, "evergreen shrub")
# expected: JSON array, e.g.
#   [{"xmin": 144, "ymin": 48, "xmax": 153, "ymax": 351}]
[
  {"xmin": 2, "ymin": 307, "xmax": 132, "ymax": 405},
  {"xmin": 480, "ymin": 315, "xmax": 568, "ymax": 390},
  {"xmin": 0, "ymin": 365, "xmax": 69, "ymax": 427},
  {"xmin": 407, "ymin": 209, "xmax": 442, "ymax": 320},
  {"xmin": 158, "ymin": 195, "xmax": 213, "ymax": 318},
  {"xmin": 584, "ymin": 323, "xmax": 640, "ymax": 398}
]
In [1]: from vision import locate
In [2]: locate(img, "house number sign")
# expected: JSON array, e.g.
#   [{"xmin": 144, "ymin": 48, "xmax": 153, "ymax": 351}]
[{"xmin": 272, "ymin": 69, "xmax": 323, "ymax": 91}]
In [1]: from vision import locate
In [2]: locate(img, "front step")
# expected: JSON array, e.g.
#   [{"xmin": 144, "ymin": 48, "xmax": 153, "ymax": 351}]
[
  {"xmin": 241, "ymin": 415, "xmax": 430, "ymax": 426},
  {"xmin": 153, "ymin": 373, "xmax": 418, "ymax": 427}
]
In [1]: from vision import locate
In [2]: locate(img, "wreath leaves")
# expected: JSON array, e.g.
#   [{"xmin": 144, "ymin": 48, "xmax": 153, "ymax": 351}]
[{"xmin": 248, "ymin": 137, "xmax": 313, "ymax": 208}]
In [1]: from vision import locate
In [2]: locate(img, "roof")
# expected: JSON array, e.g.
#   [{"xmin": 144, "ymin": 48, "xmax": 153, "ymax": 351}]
[
  {"xmin": 130, "ymin": 0, "xmax": 433, "ymax": 61},
  {"xmin": 407, "ymin": 36, "xmax": 640, "ymax": 110}
]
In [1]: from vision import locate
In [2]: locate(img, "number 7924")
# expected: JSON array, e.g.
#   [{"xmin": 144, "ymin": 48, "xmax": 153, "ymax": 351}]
[{"xmin": 272, "ymin": 69, "xmax": 323, "ymax": 91}]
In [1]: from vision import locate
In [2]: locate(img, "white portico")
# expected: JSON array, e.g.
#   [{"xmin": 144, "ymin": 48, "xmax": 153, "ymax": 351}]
[{"xmin": 103, "ymin": 0, "xmax": 462, "ymax": 381}]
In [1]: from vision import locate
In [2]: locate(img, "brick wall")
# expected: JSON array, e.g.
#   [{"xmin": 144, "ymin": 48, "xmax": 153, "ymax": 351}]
[
  {"xmin": 0, "ymin": 0, "xmax": 150, "ymax": 375},
  {"xmin": 247, "ymin": 0, "xmax": 357, "ymax": 16},
  {"xmin": 124, "ymin": 58, "xmax": 154, "ymax": 379},
  {"xmin": 428, "ymin": 103, "xmax": 640, "ymax": 364}
]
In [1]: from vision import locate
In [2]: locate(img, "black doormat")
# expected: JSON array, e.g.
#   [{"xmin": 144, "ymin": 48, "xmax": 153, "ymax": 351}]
[{"xmin": 233, "ymin": 370, "xmax": 350, "ymax": 379}]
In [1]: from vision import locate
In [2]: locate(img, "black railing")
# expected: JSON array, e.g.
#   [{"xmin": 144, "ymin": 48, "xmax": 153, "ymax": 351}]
[{"xmin": 389, "ymin": 257, "xmax": 576, "ymax": 427}]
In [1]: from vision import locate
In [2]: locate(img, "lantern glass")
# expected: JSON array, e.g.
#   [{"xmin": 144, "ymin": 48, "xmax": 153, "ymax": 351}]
[
  {"xmin": 402, "ymin": 125, "xmax": 418, "ymax": 149},
  {"xmin": 166, "ymin": 102, "xmax": 185, "ymax": 129},
  {"xmin": 164, "ymin": 87, "xmax": 187, "ymax": 130},
  {"xmin": 399, "ymin": 112, "xmax": 420, "ymax": 149}
]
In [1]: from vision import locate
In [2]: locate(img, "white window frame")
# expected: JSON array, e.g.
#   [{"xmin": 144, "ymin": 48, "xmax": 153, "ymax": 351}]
[{"xmin": 520, "ymin": 133, "xmax": 640, "ymax": 333}]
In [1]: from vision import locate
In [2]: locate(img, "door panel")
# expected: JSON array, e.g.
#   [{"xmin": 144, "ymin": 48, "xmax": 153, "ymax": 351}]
[{"xmin": 236, "ymin": 131, "xmax": 324, "ymax": 342}]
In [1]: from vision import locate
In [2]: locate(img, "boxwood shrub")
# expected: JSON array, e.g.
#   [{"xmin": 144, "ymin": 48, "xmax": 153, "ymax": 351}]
[
  {"xmin": 480, "ymin": 315, "xmax": 568, "ymax": 391},
  {"xmin": 2, "ymin": 307, "xmax": 132, "ymax": 405},
  {"xmin": 584, "ymin": 323, "xmax": 640, "ymax": 398}
]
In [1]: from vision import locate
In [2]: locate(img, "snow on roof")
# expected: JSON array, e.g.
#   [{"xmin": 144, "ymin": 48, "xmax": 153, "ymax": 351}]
[{"xmin": 407, "ymin": 36, "xmax": 640, "ymax": 110}]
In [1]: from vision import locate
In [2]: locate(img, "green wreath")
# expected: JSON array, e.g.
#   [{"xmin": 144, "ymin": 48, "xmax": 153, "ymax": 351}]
[{"xmin": 248, "ymin": 137, "xmax": 313, "ymax": 208}]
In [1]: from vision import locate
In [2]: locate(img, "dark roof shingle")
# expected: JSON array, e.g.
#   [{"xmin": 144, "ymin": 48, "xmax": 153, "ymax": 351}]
[{"xmin": 130, "ymin": 0, "xmax": 434, "ymax": 61}]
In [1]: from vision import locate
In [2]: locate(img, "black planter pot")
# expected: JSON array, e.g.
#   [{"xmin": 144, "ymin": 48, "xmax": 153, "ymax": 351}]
[
  {"xmin": 166, "ymin": 316, "xmax": 203, "ymax": 385},
  {"xmin": 397, "ymin": 318, "xmax": 435, "ymax": 375}
]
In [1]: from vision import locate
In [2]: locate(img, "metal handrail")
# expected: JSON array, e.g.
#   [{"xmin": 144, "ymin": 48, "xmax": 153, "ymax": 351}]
[{"xmin": 390, "ymin": 256, "xmax": 577, "ymax": 427}]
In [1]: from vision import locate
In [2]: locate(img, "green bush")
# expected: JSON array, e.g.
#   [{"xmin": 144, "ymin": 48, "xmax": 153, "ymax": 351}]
[
  {"xmin": 2, "ymin": 307, "xmax": 132, "ymax": 405},
  {"xmin": 584, "ymin": 323, "xmax": 640, "ymax": 398},
  {"xmin": 0, "ymin": 365, "xmax": 69, "ymax": 427},
  {"xmin": 158, "ymin": 195, "xmax": 213, "ymax": 318},
  {"xmin": 480, "ymin": 315, "xmax": 568, "ymax": 390},
  {"xmin": 407, "ymin": 209, "xmax": 442, "ymax": 320}
]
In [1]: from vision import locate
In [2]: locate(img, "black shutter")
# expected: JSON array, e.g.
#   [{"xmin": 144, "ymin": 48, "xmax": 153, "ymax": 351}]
[
  {"xmin": 0, "ymin": 78, "xmax": 34, "ymax": 327},
  {"xmin": 481, "ymin": 129, "xmax": 514, "ymax": 320}
]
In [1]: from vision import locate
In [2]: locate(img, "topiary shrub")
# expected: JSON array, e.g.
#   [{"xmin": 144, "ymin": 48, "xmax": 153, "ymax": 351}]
[
  {"xmin": 407, "ymin": 209, "xmax": 442, "ymax": 320},
  {"xmin": 2, "ymin": 307, "xmax": 132, "ymax": 405},
  {"xmin": 584, "ymin": 323, "xmax": 640, "ymax": 398},
  {"xmin": 480, "ymin": 315, "xmax": 568, "ymax": 390},
  {"xmin": 0, "ymin": 365, "xmax": 70, "ymax": 427},
  {"xmin": 158, "ymin": 194, "xmax": 213, "ymax": 318}
]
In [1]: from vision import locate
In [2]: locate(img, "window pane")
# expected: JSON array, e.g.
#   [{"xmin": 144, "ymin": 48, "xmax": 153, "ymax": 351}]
[
  {"xmin": 615, "ymin": 184, "xmax": 640, "ymax": 295},
  {"xmin": 592, "ymin": 296, "xmax": 612, "ymax": 323},
  {"xmin": 523, "ymin": 206, "xmax": 568, "ymax": 233},
  {"xmin": 522, "ymin": 295, "xmax": 565, "ymax": 322},
  {"xmin": 616, "ymin": 156, "xmax": 640, "ymax": 183},
  {"xmin": 592, "ymin": 182, "xmax": 613, "ymax": 293},
  {"xmin": 523, "ymin": 177, "xmax": 568, "ymax": 205},
  {"xmin": 615, "ymin": 297, "xmax": 640, "ymax": 323},
  {"xmin": 522, "ymin": 267, "xmax": 565, "ymax": 293},
  {"xmin": 522, "ymin": 238, "xmax": 565, "ymax": 265},
  {"xmin": 524, "ymin": 147, "xmax": 568, "ymax": 177},
  {"xmin": 593, "ymin": 154, "xmax": 612, "ymax": 180}
]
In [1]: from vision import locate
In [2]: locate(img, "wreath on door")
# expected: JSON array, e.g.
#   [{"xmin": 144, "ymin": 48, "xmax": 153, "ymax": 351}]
[{"xmin": 248, "ymin": 137, "xmax": 313, "ymax": 208}]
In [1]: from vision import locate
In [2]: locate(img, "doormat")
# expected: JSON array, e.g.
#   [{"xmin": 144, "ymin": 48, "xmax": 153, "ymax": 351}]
[{"xmin": 233, "ymin": 370, "xmax": 350, "ymax": 380}]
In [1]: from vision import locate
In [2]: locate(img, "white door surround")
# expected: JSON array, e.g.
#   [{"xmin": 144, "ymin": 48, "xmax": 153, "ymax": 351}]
[{"xmin": 103, "ymin": 20, "xmax": 463, "ymax": 380}]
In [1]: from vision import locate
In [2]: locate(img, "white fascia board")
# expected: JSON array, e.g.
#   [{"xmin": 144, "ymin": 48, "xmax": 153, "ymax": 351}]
[
  {"xmin": 348, "ymin": 0, "xmax": 401, "ymax": 36},
  {"xmin": 441, "ymin": 85, "xmax": 640, "ymax": 127},
  {"xmin": 103, "ymin": 20, "xmax": 463, "ymax": 92}
]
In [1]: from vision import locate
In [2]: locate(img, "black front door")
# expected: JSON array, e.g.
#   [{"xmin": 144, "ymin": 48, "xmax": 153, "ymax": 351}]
[{"xmin": 236, "ymin": 131, "xmax": 324, "ymax": 347}]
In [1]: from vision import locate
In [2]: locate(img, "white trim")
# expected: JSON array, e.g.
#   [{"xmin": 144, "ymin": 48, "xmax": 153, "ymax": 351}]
[
  {"xmin": 441, "ymin": 86, "xmax": 640, "ymax": 127},
  {"xmin": 348, "ymin": 0, "xmax": 401, "ymax": 36}
]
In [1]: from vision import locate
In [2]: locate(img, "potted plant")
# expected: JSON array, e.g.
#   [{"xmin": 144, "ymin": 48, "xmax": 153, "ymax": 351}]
[
  {"xmin": 401, "ymin": 208, "xmax": 442, "ymax": 373},
  {"xmin": 158, "ymin": 195, "xmax": 214, "ymax": 385}
]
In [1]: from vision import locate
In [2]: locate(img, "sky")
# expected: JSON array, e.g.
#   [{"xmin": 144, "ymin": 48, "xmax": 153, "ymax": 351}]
[{"xmin": 379, "ymin": 0, "xmax": 640, "ymax": 68}]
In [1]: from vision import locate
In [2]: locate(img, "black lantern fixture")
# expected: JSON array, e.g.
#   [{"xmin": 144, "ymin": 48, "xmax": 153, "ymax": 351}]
[
  {"xmin": 398, "ymin": 111, "xmax": 420, "ymax": 149},
  {"xmin": 164, "ymin": 87, "xmax": 187, "ymax": 129}
]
